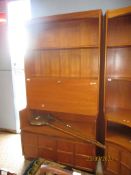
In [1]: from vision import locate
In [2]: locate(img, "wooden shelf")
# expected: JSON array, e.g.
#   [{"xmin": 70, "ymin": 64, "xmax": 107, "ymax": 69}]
[
  {"xmin": 107, "ymin": 77, "xmax": 131, "ymax": 81},
  {"xmin": 105, "ymin": 108, "xmax": 131, "ymax": 127},
  {"xmin": 106, "ymin": 123, "xmax": 131, "ymax": 151},
  {"xmin": 29, "ymin": 9, "xmax": 102, "ymax": 25},
  {"xmin": 107, "ymin": 6, "xmax": 131, "ymax": 19},
  {"xmin": 30, "ymin": 46, "xmax": 99, "ymax": 51},
  {"xmin": 107, "ymin": 44, "xmax": 131, "ymax": 48}
]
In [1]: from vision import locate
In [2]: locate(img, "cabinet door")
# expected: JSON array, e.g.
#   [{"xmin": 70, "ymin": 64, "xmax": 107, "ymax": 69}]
[
  {"xmin": 38, "ymin": 135, "xmax": 56, "ymax": 161},
  {"xmin": 21, "ymin": 132, "xmax": 38, "ymax": 158},
  {"xmin": 75, "ymin": 142, "xmax": 96, "ymax": 171},
  {"xmin": 26, "ymin": 78, "xmax": 98, "ymax": 116},
  {"xmin": 57, "ymin": 140, "xmax": 74, "ymax": 165}
]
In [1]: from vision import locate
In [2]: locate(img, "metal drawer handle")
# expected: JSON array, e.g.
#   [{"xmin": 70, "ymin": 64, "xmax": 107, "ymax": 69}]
[
  {"xmin": 108, "ymin": 78, "xmax": 112, "ymax": 82},
  {"xmin": 90, "ymin": 82, "xmax": 96, "ymax": 85},
  {"xmin": 26, "ymin": 78, "xmax": 31, "ymax": 81},
  {"xmin": 57, "ymin": 80, "xmax": 61, "ymax": 84},
  {"xmin": 41, "ymin": 104, "xmax": 45, "ymax": 108}
]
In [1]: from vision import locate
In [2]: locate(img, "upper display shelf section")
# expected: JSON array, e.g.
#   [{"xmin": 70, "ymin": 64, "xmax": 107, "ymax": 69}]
[
  {"xmin": 29, "ymin": 9, "xmax": 102, "ymax": 24},
  {"xmin": 27, "ymin": 10, "xmax": 101, "ymax": 50},
  {"xmin": 107, "ymin": 6, "xmax": 131, "ymax": 18},
  {"xmin": 107, "ymin": 13, "xmax": 131, "ymax": 47}
]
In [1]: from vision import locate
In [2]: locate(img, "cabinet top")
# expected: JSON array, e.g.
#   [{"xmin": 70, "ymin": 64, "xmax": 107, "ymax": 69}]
[
  {"xmin": 28, "ymin": 9, "xmax": 102, "ymax": 25},
  {"xmin": 107, "ymin": 6, "xmax": 131, "ymax": 18}
]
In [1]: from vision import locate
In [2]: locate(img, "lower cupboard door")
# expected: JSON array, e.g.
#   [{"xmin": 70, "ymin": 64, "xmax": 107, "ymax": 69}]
[
  {"xmin": 57, "ymin": 151, "xmax": 74, "ymax": 166},
  {"xmin": 38, "ymin": 148, "xmax": 56, "ymax": 161},
  {"xmin": 75, "ymin": 155, "xmax": 96, "ymax": 171}
]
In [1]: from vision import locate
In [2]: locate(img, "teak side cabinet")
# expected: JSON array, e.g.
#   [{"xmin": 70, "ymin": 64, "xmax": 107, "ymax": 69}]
[
  {"xmin": 104, "ymin": 6, "xmax": 131, "ymax": 175},
  {"xmin": 20, "ymin": 7, "xmax": 131, "ymax": 174}
]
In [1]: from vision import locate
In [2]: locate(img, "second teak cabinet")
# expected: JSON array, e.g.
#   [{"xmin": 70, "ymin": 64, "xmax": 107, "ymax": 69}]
[{"xmin": 104, "ymin": 6, "xmax": 131, "ymax": 175}]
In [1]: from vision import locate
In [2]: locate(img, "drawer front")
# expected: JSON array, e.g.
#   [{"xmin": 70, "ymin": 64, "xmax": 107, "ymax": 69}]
[
  {"xmin": 21, "ymin": 132, "xmax": 38, "ymax": 158},
  {"xmin": 120, "ymin": 165, "xmax": 131, "ymax": 175},
  {"xmin": 38, "ymin": 135, "xmax": 56, "ymax": 149},
  {"xmin": 75, "ymin": 142, "xmax": 96, "ymax": 171},
  {"xmin": 121, "ymin": 150, "xmax": 131, "ymax": 169},
  {"xmin": 57, "ymin": 140, "xmax": 74, "ymax": 152},
  {"xmin": 106, "ymin": 143, "xmax": 120, "ymax": 161},
  {"xmin": 106, "ymin": 160, "xmax": 120, "ymax": 175},
  {"xmin": 26, "ymin": 78, "xmax": 98, "ymax": 115},
  {"xmin": 22, "ymin": 132, "xmax": 38, "ymax": 146},
  {"xmin": 23, "ymin": 145, "xmax": 38, "ymax": 158},
  {"xmin": 57, "ymin": 140, "xmax": 74, "ymax": 165},
  {"xmin": 38, "ymin": 135, "xmax": 56, "ymax": 161},
  {"xmin": 105, "ymin": 143, "xmax": 120, "ymax": 174},
  {"xmin": 75, "ymin": 142, "xmax": 95, "ymax": 156},
  {"xmin": 38, "ymin": 148, "xmax": 56, "ymax": 161},
  {"xmin": 75, "ymin": 155, "xmax": 96, "ymax": 171},
  {"xmin": 57, "ymin": 151, "xmax": 74, "ymax": 165}
]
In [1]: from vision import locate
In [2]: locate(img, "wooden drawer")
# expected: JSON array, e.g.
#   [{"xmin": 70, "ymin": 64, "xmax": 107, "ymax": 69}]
[
  {"xmin": 120, "ymin": 165, "xmax": 131, "ymax": 175},
  {"xmin": 75, "ymin": 142, "xmax": 95, "ymax": 156},
  {"xmin": 38, "ymin": 135, "xmax": 56, "ymax": 149},
  {"xmin": 38, "ymin": 148, "xmax": 56, "ymax": 161},
  {"xmin": 57, "ymin": 140, "xmax": 74, "ymax": 152},
  {"xmin": 75, "ymin": 155, "xmax": 96, "ymax": 171},
  {"xmin": 26, "ymin": 78, "xmax": 98, "ymax": 115},
  {"xmin": 21, "ymin": 132, "xmax": 38, "ymax": 158},
  {"xmin": 23, "ymin": 145, "xmax": 38, "ymax": 158},
  {"xmin": 38, "ymin": 135, "xmax": 56, "ymax": 161},
  {"xmin": 57, "ymin": 139, "xmax": 74, "ymax": 165},
  {"xmin": 57, "ymin": 151, "xmax": 74, "ymax": 165},
  {"xmin": 22, "ymin": 132, "xmax": 38, "ymax": 146}
]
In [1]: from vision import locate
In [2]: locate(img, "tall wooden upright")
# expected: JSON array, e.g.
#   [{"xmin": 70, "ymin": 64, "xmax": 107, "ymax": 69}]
[
  {"xmin": 104, "ymin": 6, "xmax": 131, "ymax": 175},
  {"xmin": 20, "ymin": 9, "xmax": 102, "ymax": 173}
]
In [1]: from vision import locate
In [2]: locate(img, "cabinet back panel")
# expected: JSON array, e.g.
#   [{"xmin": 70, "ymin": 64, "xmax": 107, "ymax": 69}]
[
  {"xmin": 105, "ymin": 80, "xmax": 131, "ymax": 109},
  {"xmin": 25, "ymin": 49, "xmax": 99, "ymax": 78},
  {"xmin": 29, "ymin": 19, "xmax": 99, "ymax": 49},
  {"xmin": 107, "ymin": 15, "xmax": 131, "ymax": 46},
  {"xmin": 107, "ymin": 48, "xmax": 131, "ymax": 78},
  {"xmin": 26, "ymin": 78, "xmax": 98, "ymax": 115}
]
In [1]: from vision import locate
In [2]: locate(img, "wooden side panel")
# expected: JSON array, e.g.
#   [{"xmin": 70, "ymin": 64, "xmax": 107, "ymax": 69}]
[{"xmin": 26, "ymin": 78, "xmax": 98, "ymax": 115}]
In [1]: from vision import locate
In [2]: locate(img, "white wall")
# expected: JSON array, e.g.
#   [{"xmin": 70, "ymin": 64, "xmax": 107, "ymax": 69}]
[{"xmin": 31, "ymin": 0, "xmax": 131, "ymax": 17}]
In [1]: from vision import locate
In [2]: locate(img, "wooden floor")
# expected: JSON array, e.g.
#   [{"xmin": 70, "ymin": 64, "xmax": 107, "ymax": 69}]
[{"xmin": 0, "ymin": 131, "xmax": 31, "ymax": 175}]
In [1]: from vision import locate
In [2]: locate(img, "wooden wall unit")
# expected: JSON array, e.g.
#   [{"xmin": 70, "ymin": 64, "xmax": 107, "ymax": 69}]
[
  {"xmin": 104, "ymin": 6, "xmax": 131, "ymax": 175},
  {"xmin": 20, "ymin": 9, "xmax": 102, "ymax": 173}
]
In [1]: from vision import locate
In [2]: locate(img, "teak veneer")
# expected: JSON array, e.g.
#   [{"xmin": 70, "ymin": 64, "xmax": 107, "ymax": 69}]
[{"xmin": 20, "ymin": 9, "xmax": 102, "ymax": 173}]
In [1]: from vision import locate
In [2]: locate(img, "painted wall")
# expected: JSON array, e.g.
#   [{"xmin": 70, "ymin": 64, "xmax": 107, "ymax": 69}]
[{"xmin": 31, "ymin": 0, "xmax": 131, "ymax": 17}]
